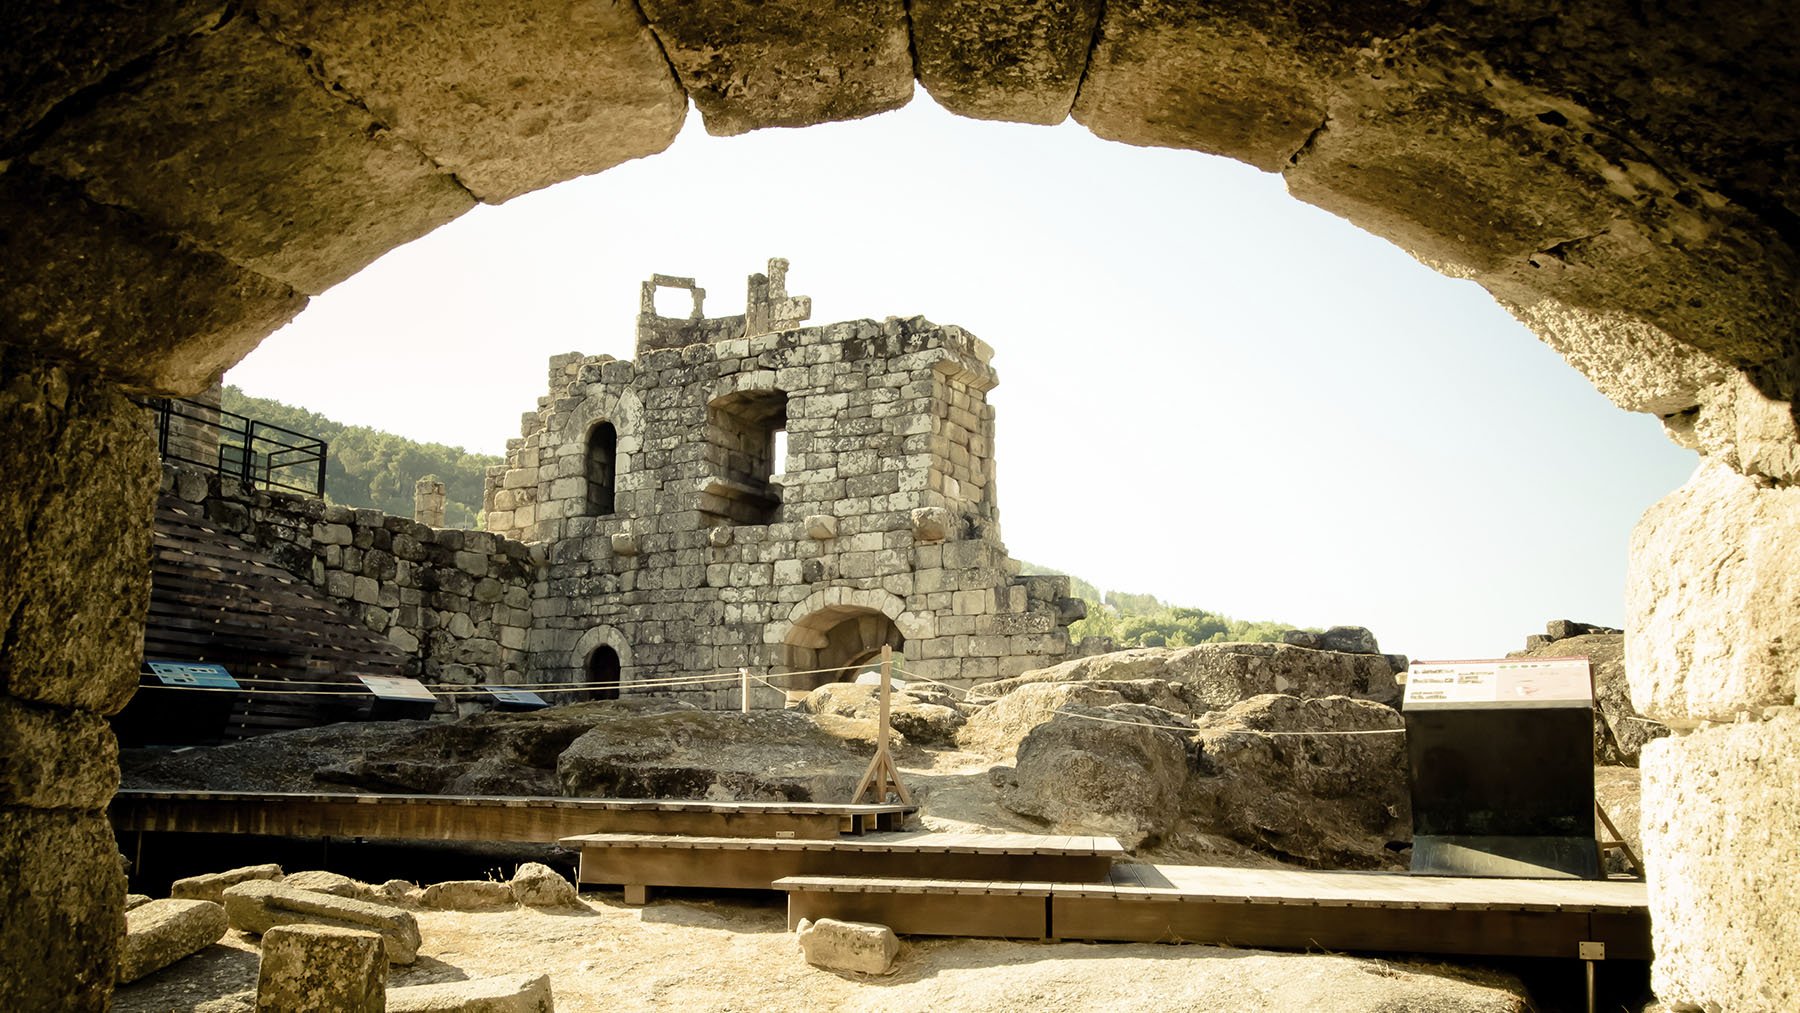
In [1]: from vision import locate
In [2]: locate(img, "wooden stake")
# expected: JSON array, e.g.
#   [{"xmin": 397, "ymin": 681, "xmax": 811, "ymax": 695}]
[
  {"xmin": 852, "ymin": 646, "xmax": 912, "ymax": 806},
  {"xmin": 740, "ymin": 667, "xmax": 750, "ymax": 713}
]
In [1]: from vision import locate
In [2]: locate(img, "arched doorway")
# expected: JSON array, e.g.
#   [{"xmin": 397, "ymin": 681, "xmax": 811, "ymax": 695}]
[
  {"xmin": 585, "ymin": 645, "xmax": 621, "ymax": 701},
  {"xmin": 781, "ymin": 605, "xmax": 905, "ymax": 693}
]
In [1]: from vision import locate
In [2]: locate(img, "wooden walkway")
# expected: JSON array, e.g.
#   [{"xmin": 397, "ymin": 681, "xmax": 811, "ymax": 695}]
[
  {"xmin": 562, "ymin": 830, "xmax": 1124, "ymax": 901},
  {"xmin": 111, "ymin": 789, "xmax": 915, "ymax": 842},
  {"xmin": 778, "ymin": 863, "xmax": 1652, "ymax": 961}
]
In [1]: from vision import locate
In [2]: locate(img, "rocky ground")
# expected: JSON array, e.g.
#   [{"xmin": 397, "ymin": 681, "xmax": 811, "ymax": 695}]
[
  {"xmin": 113, "ymin": 884, "xmax": 1539, "ymax": 1013},
  {"xmin": 115, "ymin": 633, "xmax": 1655, "ymax": 1010}
]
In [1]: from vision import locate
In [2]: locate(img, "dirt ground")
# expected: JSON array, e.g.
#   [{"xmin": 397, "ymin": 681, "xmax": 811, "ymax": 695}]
[{"xmin": 114, "ymin": 889, "xmax": 1534, "ymax": 1013}]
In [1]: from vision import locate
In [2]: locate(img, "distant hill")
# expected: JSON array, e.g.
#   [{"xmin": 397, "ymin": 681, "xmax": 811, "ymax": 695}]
[
  {"xmin": 1018, "ymin": 562, "xmax": 1305, "ymax": 649},
  {"xmin": 222, "ymin": 387, "xmax": 499, "ymax": 527}
]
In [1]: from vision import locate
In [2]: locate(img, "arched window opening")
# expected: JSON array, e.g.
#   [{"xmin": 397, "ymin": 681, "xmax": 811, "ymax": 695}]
[
  {"xmin": 780, "ymin": 607, "xmax": 905, "ymax": 693},
  {"xmin": 586, "ymin": 421, "xmax": 617, "ymax": 516},
  {"xmin": 585, "ymin": 645, "xmax": 621, "ymax": 701},
  {"xmin": 702, "ymin": 389, "xmax": 787, "ymax": 525}
]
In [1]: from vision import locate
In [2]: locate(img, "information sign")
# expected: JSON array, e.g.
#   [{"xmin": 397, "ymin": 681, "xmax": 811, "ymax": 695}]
[
  {"xmin": 356, "ymin": 675, "xmax": 437, "ymax": 702},
  {"xmin": 1404, "ymin": 657, "xmax": 1592, "ymax": 708},
  {"xmin": 144, "ymin": 660, "xmax": 239, "ymax": 689}
]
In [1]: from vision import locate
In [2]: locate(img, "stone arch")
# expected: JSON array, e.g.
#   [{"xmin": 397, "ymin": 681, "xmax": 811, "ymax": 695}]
[
  {"xmin": 584, "ymin": 419, "xmax": 617, "ymax": 516},
  {"xmin": 4, "ymin": 6, "xmax": 1799, "ymax": 1008},
  {"xmin": 778, "ymin": 605, "xmax": 905, "ymax": 693},
  {"xmin": 570, "ymin": 625, "xmax": 634, "ymax": 700}
]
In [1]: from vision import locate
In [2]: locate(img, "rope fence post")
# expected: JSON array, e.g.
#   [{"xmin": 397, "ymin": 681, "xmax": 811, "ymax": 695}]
[{"xmin": 739, "ymin": 667, "xmax": 750, "ymax": 713}]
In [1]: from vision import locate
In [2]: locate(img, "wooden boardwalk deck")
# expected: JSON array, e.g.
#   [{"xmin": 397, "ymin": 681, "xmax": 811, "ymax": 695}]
[
  {"xmin": 110, "ymin": 789, "xmax": 916, "ymax": 842},
  {"xmin": 562, "ymin": 830, "xmax": 1125, "ymax": 901},
  {"xmin": 778, "ymin": 863, "xmax": 1652, "ymax": 961}
]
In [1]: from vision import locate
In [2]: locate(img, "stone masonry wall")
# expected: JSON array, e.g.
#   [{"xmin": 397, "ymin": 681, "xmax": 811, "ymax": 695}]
[
  {"xmin": 163, "ymin": 465, "xmax": 534, "ymax": 705},
  {"xmin": 1, "ymin": 357, "xmax": 158, "ymax": 1009},
  {"xmin": 485, "ymin": 263, "xmax": 1082, "ymax": 703}
]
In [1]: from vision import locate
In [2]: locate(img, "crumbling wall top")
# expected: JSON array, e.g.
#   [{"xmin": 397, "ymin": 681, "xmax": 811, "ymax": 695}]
[{"xmin": 634, "ymin": 257, "xmax": 813, "ymax": 355}]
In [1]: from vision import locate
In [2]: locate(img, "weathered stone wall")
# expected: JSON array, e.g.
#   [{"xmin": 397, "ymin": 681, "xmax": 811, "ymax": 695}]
[
  {"xmin": 1627, "ymin": 460, "xmax": 1800, "ymax": 1009},
  {"xmin": 1, "ymin": 356, "xmax": 158, "ymax": 1009},
  {"xmin": 164, "ymin": 466, "xmax": 534, "ymax": 701},
  {"xmin": 485, "ymin": 265, "xmax": 1080, "ymax": 700}
]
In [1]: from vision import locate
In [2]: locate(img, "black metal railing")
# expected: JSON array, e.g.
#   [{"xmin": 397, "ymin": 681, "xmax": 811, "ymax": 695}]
[{"xmin": 141, "ymin": 396, "xmax": 328, "ymax": 497}]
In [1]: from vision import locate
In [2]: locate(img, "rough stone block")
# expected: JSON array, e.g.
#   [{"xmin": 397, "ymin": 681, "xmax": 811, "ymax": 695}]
[
  {"xmin": 0, "ymin": 364, "xmax": 157, "ymax": 714},
  {"xmin": 0, "ymin": 695, "xmax": 119, "ymax": 809},
  {"xmin": 0, "ymin": 167, "xmax": 305, "ymax": 390},
  {"xmin": 224, "ymin": 879, "xmax": 421, "ymax": 964},
  {"xmin": 639, "ymin": 0, "xmax": 911, "ymax": 136},
  {"xmin": 387, "ymin": 972, "xmax": 554, "ymax": 1013},
  {"xmin": 117, "ymin": 898, "xmax": 228, "ymax": 983},
  {"xmin": 252, "ymin": 0, "xmax": 685, "ymax": 203},
  {"xmin": 509, "ymin": 863, "xmax": 581, "ymax": 909},
  {"xmin": 171, "ymin": 863, "xmax": 284, "ymax": 905},
  {"xmin": 0, "ymin": 808, "xmax": 125, "ymax": 1010},
  {"xmin": 31, "ymin": 16, "xmax": 474, "ymax": 294},
  {"xmin": 255, "ymin": 924, "xmax": 385, "ymax": 1013},
  {"xmin": 1628, "ymin": 460, "xmax": 1800, "ymax": 722},
  {"xmin": 420, "ymin": 880, "xmax": 516, "ymax": 911},
  {"xmin": 795, "ymin": 917, "xmax": 899, "ymax": 975},
  {"xmin": 804, "ymin": 514, "xmax": 838, "ymax": 540},
  {"xmin": 1641, "ymin": 713, "xmax": 1799, "ymax": 1012}
]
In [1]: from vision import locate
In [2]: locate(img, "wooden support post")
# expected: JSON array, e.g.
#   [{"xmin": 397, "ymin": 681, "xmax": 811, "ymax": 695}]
[
  {"xmin": 740, "ymin": 667, "xmax": 751, "ymax": 713},
  {"xmin": 1595, "ymin": 802, "xmax": 1643, "ymax": 878},
  {"xmin": 852, "ymin": 646, "xmax": 912, "ymax": 806}
]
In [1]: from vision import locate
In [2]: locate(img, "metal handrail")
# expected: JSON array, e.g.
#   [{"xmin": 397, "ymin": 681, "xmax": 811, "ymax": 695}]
[{"xmin": 139, "ymin": 396, "xmax": 328, "ymax": 497}]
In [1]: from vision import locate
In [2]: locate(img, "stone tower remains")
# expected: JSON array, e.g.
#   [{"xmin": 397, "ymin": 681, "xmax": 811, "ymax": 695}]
[{"xmin": 484, "ymin": 259, "xmax": 1083, "ymax": 702}]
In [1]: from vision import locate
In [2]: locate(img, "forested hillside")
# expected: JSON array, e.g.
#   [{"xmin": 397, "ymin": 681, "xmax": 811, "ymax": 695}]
[
  {"xmin": 1020, "ymin": 563, "xmax": 1303, "ymax": 648},
  {"xmin": 222, "ymin": 387, "xmax": 498, "ymax": 527}
]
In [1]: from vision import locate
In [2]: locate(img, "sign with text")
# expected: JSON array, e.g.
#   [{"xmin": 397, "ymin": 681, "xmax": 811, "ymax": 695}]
[
  {"xmin": 144, "ymin": 660, "xmax": 239, "ymax": 689},
  {"xmin": 357, "ymin": 675, "xmax": 437, "ymax": 702},
  {"xmin": 1404, "ymin": 657, "xmax": 1592, "ymax": 709}
]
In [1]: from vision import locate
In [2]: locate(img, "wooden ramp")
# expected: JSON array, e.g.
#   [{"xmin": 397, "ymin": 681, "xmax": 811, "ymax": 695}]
[
  {"xmin": 562, "ymin": 830, "xmax": 1124, "ymax": 901},
  {"xmin": 778, "ymin": 863, "xmax": 1652, "ymax": 961},
  {"xmin": 111, "ymin": 790, "xmax": 915, "ymax": 843}
]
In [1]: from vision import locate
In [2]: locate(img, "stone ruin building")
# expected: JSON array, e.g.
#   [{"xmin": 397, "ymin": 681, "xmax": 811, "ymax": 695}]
[{"xmin": 484, "ymin": 259, "xmax": 1084, "ymax": 701}]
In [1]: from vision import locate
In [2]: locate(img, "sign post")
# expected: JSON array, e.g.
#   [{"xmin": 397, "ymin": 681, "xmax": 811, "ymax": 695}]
[{"xmin": 1404, "ymin": 657, "xmax": 1600, "ymax": 879}]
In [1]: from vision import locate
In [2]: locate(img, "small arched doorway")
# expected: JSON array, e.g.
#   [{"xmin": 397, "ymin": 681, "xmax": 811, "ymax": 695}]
[
  {"xmin": 585, "ymin": 645, "xmax": 621, "ymax": 701},
  {"xmin": 781, "ymin": 606, "xmax": 905, "ymax": 692}
]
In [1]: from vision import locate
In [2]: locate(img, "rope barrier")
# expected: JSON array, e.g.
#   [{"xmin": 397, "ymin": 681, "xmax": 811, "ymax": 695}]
[
  {"xmin": 132, "ymin": 660, "xmax": 893, "ymax": 699},
  {"xmin": 1050, "ymin": 706, "xmax": 1407, "ymax": 736}
]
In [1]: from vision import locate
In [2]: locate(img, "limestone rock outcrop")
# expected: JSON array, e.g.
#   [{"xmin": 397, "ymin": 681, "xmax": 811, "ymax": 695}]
[
  {"xmin": 974, "ymin": 643, "xmax": 1401, "ymax": 711},
  {"xmin": 994, "ymin": 703, "xmax": 1190, "ymax": 849},
  {"xmin": 798, "ymin": 682, "xmax": 965, "ymax": 746},
  {"xmin": 1183, "ymin": 695, "xmax": 1410, "ymax": 869},
  {"xmin": 510, "ymin": 863, "xmax": 582, "ymax": 909}
]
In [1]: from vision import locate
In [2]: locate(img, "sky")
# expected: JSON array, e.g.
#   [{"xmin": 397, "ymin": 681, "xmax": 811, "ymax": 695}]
[{"xmin": 226, "ymin": 95, "xmax": 1698, "ymax": 662}]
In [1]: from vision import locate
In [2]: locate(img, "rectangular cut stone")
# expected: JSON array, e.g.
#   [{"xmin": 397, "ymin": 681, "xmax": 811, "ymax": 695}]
[
  {"xmin": 256, "ymin": 923, "xmax": 385, "ymax": 1013},
  {"xmin": 224, "ymin": 879, "xmax": 421, "ymax": 964},
  {"xmin": 253, "ymin": 0, "xmax": 686, "ymax": 202},
  {"xmin": 1641, "ymin": 713, "xmax": 1799, "ymax": 1011},
  {"xmin": 30, "ymin": 16, "xmax": 474, "ymax": 294},
  {"xmin": 639, "ymin": 0, "xmax": 912, "ymax": 136},
  {"xmin": 0, "ymin": 168, "xmax": 305, "ymax": 392}
]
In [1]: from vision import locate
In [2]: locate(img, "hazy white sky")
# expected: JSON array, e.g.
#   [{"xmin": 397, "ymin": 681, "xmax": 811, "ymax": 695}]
[{"xmin": 228, "ymin": 95, "xmax": 1696, "ymax": 661}]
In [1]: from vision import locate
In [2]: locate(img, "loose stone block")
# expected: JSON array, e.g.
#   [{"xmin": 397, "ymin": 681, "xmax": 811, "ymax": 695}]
[
  {"xmin": 224, "ymin": 879, "xmax": 421, "ymax": 964},
  {"xmin": 509, "ymin": 863, "xmax": 581, "ymax": 909},
  {"xmin": 255, "ymin": 924, "xmax": 385, "ymax": 1013},
  {"xmin": 421, "ymin": 880, "xmax": 517, "ymax": 911},
  {"xmin": 117, "ymin": 898, "xmax": 228, "ymax": 983},
  {"xmin": 795, "ymin": 917, "xmax": 899, "ymax": 975},
  {"xmin": 1641, "ymin": 713, "xmax": 1799, "ymax": 1012},
  {"xmin": 172, "ymin": 864, "xmax": 285, "ymax": 905},
  {"xmin": 387, "ymin": 973, "xmax": 554, "ymax": 1013}
]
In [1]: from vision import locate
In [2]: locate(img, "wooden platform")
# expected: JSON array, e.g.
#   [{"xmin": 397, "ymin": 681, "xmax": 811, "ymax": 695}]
[
  {"xmin": 111, "ymin": 790, "xmax": 916, "ymax": 843},
  {"xmin": 778, "ymin": 862, "xmax": 1652, "ymax": 961},
  {"xmin": 563, "ymin": 830, "xmax": 1124, "ymax": 900}
]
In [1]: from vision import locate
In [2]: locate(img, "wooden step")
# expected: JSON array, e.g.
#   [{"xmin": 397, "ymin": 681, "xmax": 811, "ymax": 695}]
[
  {"xmin": 561, "ymin": 830, "xmax": 1123, "ymax": 901},
  {"xmin": 774, "ymin": 863, "xmax": 1654, "ymax": 960}
]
